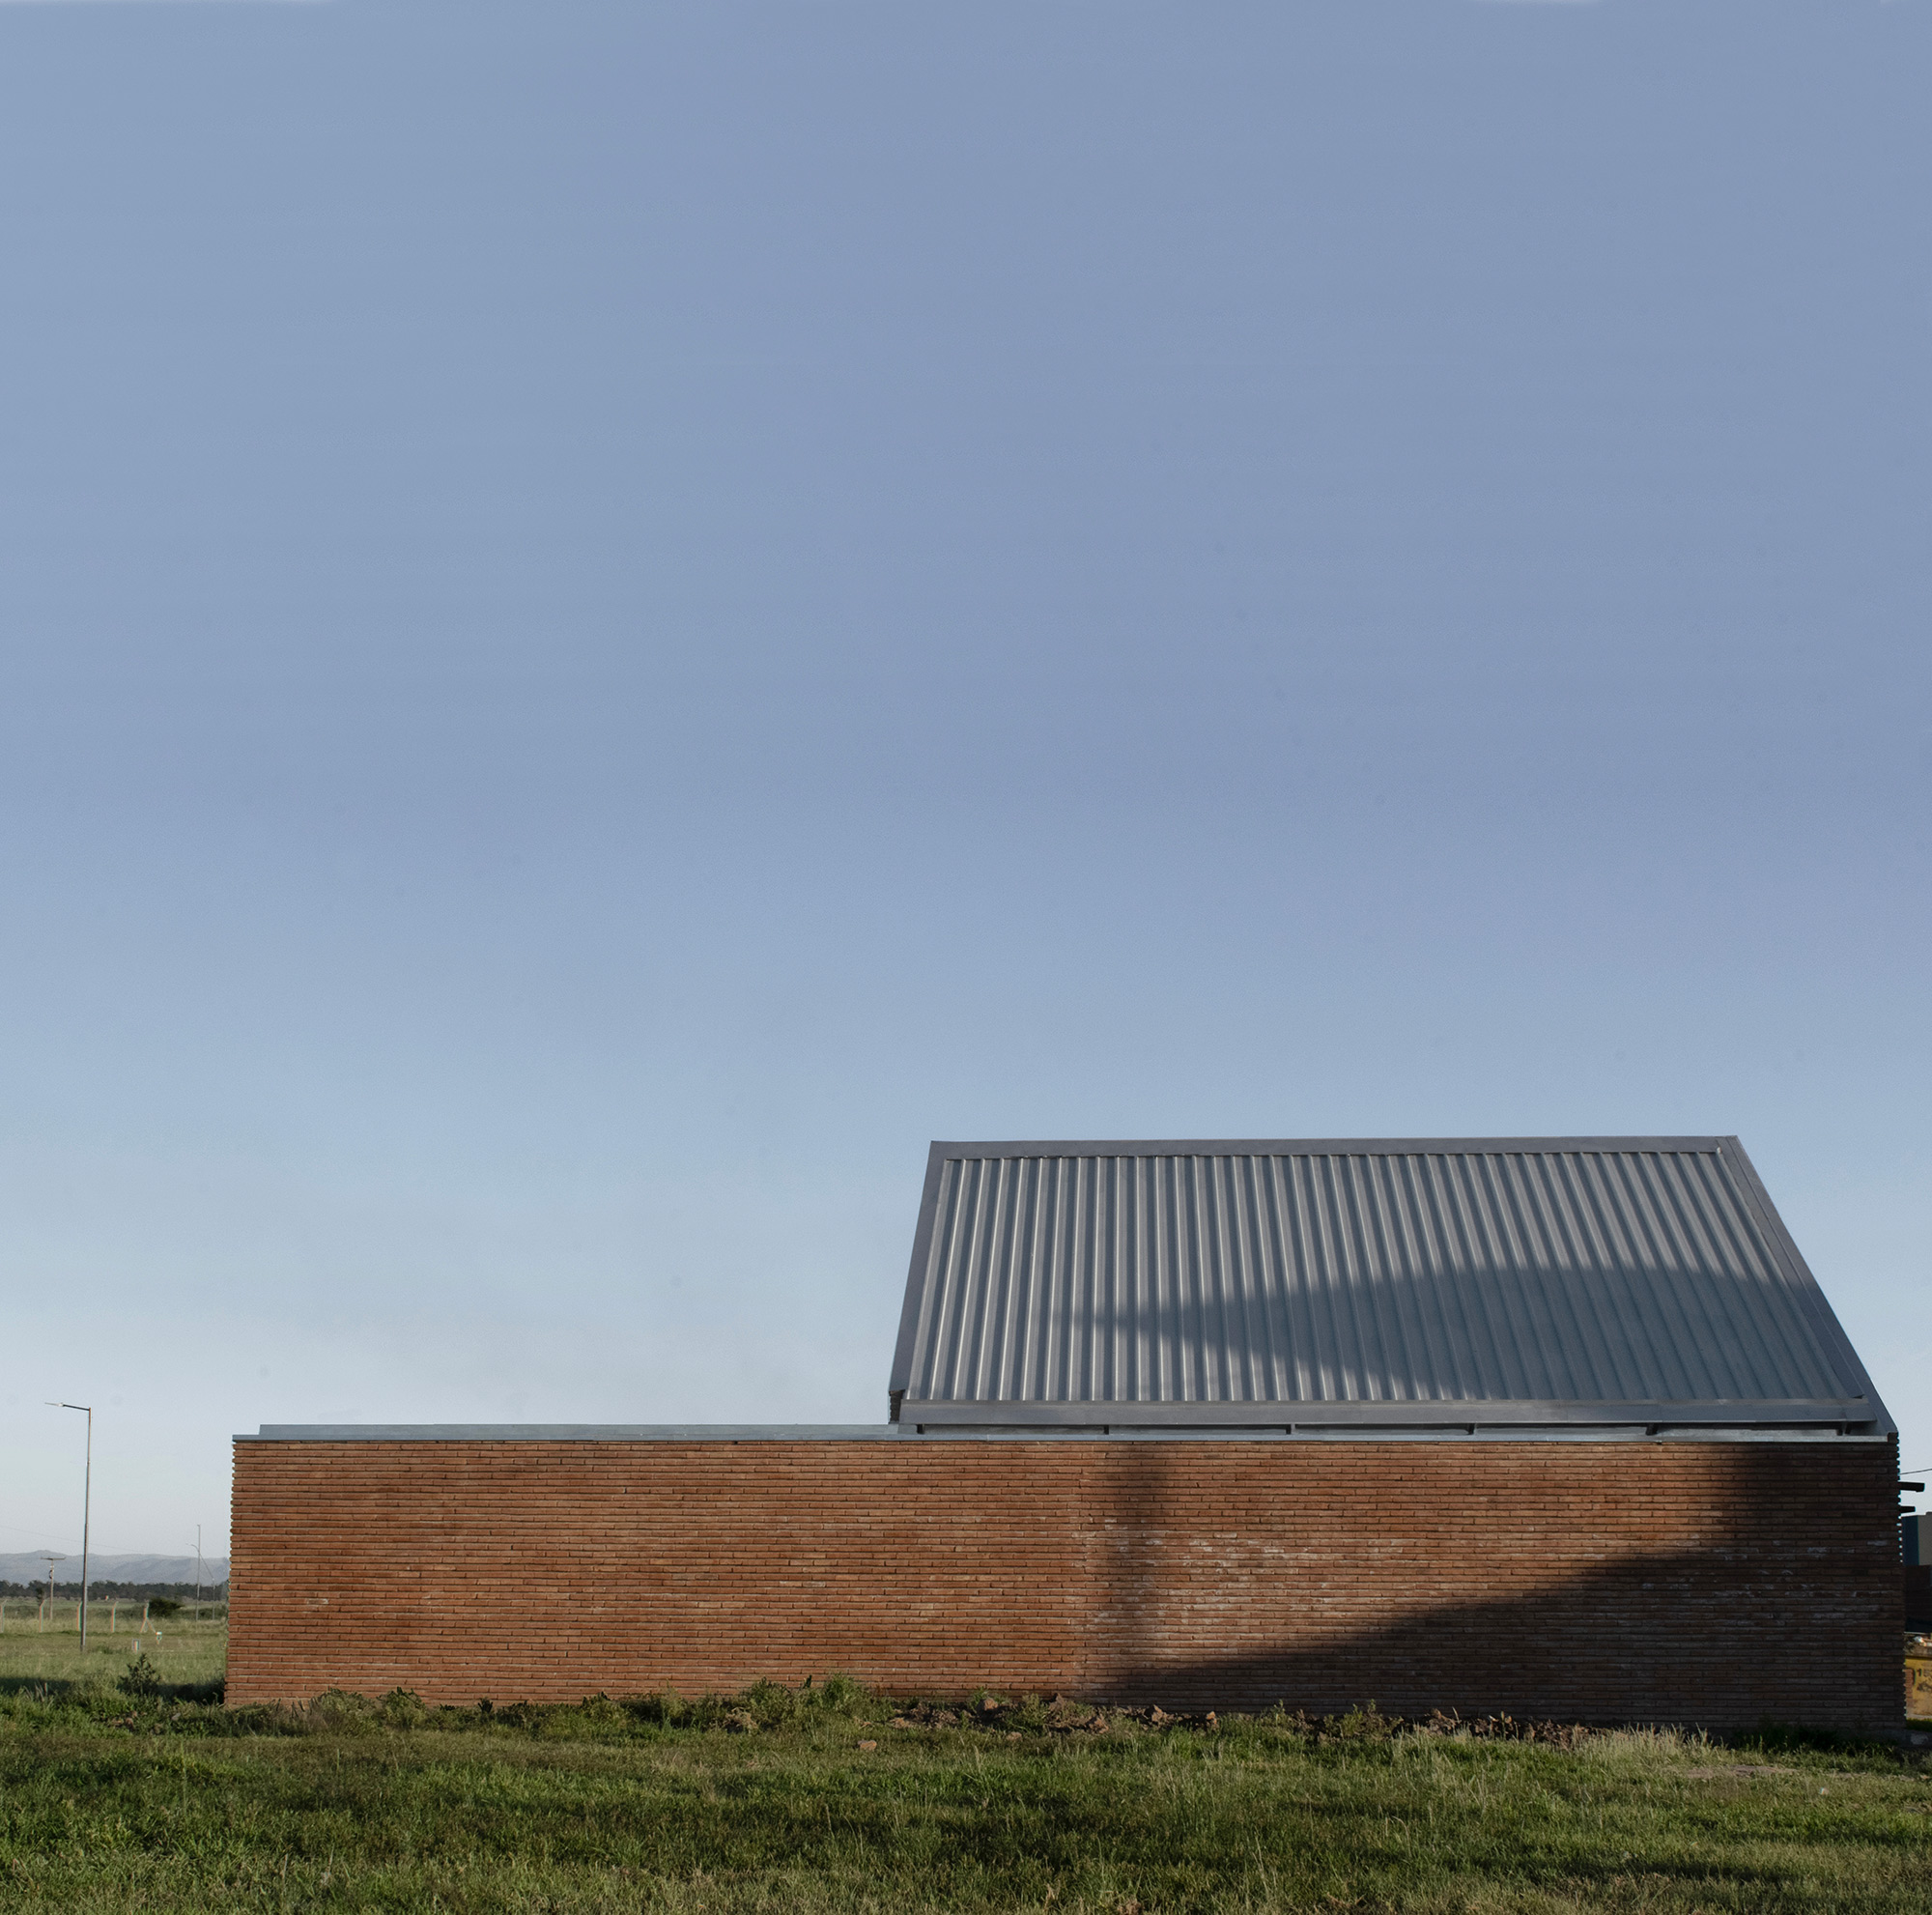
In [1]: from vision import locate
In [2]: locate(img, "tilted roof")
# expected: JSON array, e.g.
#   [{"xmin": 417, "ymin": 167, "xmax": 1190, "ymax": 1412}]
[{"xmin": 888, "ymin": 1137, "xmax": 1891, "ymax": 1435}]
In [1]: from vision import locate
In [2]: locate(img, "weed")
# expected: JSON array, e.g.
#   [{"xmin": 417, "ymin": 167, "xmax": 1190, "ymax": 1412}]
[
  {"xmin": 572, "ymin": 1691, "xmax": 626, "ymax": 1729},
  {"xmin": 305, "ymin": 1688, "xmax": 380, "ymax": 1732},
  {"xmin": 377, "ymin": 1686, "xmax": 429, "ymax": 1729},
  {"xmin": 1323, "ymin": 1700, "xmax": 1400, "ymax": 1744},
  {"xmin": 1010, "ymin": 1691, "xmax": 1050, "ymax": 1733},
  {"xmin": 119, "ymin": 1653, "xmax": 160, "ymax": 1698}
]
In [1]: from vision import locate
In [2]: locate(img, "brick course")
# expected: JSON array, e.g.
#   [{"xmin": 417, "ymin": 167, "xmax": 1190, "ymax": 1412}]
[{"xmin": 227, "ymin": 1435, "xmax": 1901, "ymax": 1731}]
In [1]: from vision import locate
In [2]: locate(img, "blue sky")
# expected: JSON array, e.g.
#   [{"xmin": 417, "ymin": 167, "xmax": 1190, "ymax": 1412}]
[{"xmin": 2, "ymin": 0, "xmax": 1927, "ymax": 1558}]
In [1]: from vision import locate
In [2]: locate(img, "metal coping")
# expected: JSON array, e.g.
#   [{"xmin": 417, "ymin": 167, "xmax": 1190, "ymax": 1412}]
[
  {"xmin": 239, "ymin": 1422, "xmax": 1887, "ymax": 1445},
  {"xmin": 898, "ymin": 1395, "xmax": 1879, "ymax": 1428},
  {"xmin": 921, "ymin": 1135, "xmax": 1736, "ymax": 1158}
]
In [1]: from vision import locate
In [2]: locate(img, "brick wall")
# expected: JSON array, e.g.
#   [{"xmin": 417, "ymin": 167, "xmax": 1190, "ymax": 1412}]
[{"xmin": 227, "ymin": 1435, "xmax": 1901, "ymax": 1731}]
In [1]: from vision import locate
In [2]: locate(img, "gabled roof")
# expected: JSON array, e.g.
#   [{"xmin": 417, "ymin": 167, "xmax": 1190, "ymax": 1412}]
[{"xmin": 888, "ymin": 1137, "xmax": 1891, "ymax": 1436}]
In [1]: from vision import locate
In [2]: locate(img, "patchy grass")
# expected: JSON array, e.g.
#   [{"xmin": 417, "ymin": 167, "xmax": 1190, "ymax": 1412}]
[
  {"xmin": 0, "ymin": 1676, "xmax": 1926, "ymax": 1912},
  {"xmin": 0, "ymin": 1613, "xmax": 226, "ymax": 1701}
]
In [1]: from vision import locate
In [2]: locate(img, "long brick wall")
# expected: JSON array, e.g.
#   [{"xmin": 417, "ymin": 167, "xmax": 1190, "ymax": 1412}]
[{"xmin": 227, "ymin": 1434, "xmax": 1902, "ymax": 1731}]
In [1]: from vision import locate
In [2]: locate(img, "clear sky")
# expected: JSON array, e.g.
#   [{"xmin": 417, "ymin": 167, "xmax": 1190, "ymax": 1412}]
[{"xmin": 3, "ymin": 1, "xmax": 1926, "ymax": 1560}]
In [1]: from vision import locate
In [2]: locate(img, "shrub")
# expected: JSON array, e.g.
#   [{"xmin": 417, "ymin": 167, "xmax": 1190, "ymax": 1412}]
[
  {"xmin": 810, "ymin": 1673, "xmax": 871, "ymax": 1718},
  {"xmin": 743, "ymin": 1678, "xmax": 806, "ymax": 1729},
  {"xmin": 378, "ymin": 1689, "xmax": 429, "ymax": 1729},
  {"xmin": 625, "ymin": 1689, "xmax": 682, "ymax": 1728},
  {"xmin": 120, "ymin": 1654, "xmax": 160, "ymax": 1698}
]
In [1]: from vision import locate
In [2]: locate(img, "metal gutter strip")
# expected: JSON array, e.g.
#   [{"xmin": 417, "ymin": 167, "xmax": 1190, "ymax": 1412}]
[{"xmin": 899, "ymin": 1395, "xmax": 1877, "ymax": 1428}]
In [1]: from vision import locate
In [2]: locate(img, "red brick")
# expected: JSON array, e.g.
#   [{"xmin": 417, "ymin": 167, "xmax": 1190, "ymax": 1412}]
[{"xmin": 226, "ymin": 1436, "xmax": 1901, "ymax": 1732}]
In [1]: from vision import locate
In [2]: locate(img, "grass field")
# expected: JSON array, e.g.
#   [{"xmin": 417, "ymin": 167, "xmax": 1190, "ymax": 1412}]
[
  {"xmin": 0, "ymin": 1611, "xmax": 227, "ymax": 1693},
  {"xmin": 2, "ymin": 1632, "xmax": 1928, "ymax": 1913}
]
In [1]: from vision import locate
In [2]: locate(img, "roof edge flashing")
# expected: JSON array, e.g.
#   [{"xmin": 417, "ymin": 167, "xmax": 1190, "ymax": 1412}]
[
  {"xmin": 900, "ymin": 1396, "xmax": 1887, "ymax": 1432},
  {"xmin": 235, "ymin": 1421, "xmax": 1889, "ymax": 1446}
]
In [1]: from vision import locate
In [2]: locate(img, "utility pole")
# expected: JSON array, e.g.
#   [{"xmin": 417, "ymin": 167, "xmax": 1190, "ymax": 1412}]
[
  {"xmin": 38, "ymin": 1554, "xmax": 66, "ymax": 1632},
  {"xmin": 47, "ymin": 1402, "xmax": 93, "ymax": 1653}
]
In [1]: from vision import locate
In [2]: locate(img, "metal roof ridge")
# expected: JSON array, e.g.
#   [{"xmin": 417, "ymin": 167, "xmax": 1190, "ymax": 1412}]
[{"xmin": 928, "ymin": 1136, "xmax": 1733, "ymax": 1158}]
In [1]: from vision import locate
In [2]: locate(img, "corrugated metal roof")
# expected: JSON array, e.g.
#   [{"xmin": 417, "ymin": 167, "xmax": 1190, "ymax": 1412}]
[{"xmin": 889, "ymin": 1138, "xmax": 1891, "ymax": 1433}]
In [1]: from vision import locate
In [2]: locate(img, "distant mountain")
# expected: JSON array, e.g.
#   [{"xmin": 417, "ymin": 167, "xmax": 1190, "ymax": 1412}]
[{"xmin": 0, "ymin": 1552, "xmax": 228, "ymax": 1588}]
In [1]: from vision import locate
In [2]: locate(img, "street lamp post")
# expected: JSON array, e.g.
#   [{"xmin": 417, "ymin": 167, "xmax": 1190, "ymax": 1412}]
[{"xmin": 46, "ymin": 1402, "xmax": 93, "ymax": 1653}]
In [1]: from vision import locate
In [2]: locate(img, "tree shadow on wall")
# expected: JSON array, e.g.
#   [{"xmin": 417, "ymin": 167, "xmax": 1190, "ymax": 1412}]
[{"xmin": 1088, "ymin": 1543, "xmax": 1901, "ymax": 1728}]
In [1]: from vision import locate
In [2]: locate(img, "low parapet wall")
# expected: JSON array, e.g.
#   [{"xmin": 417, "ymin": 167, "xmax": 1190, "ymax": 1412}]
[{"xmin": 227, "ymin": 1429, "xmax": 1901, "ymax": 1731}]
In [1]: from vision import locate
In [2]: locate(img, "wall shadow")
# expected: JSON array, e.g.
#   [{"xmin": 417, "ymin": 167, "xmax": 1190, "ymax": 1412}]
[
  {"xmin": 1086, "ymin": 1544, "xmax": 1902, "ymax": 1730},
  {"xmin": 1066, "ymin": 1432, "xmax": 1900, "ymax": 1732}
]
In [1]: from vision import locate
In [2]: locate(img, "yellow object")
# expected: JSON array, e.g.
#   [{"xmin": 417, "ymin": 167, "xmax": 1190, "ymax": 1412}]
[{"xmin": 1907, "ymin": 1658, "xmax": 1932, "ymax": 1723}]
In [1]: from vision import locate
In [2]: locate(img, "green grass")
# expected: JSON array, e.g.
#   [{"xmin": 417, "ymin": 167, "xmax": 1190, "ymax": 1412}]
[
  {"xmin": 0, "ymin": 1612, "xmax": 227, "ymax": 1695},
  {"xmin": 1, "ymin": 1646, "xmax": 1926, "ymax": 1912}
]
